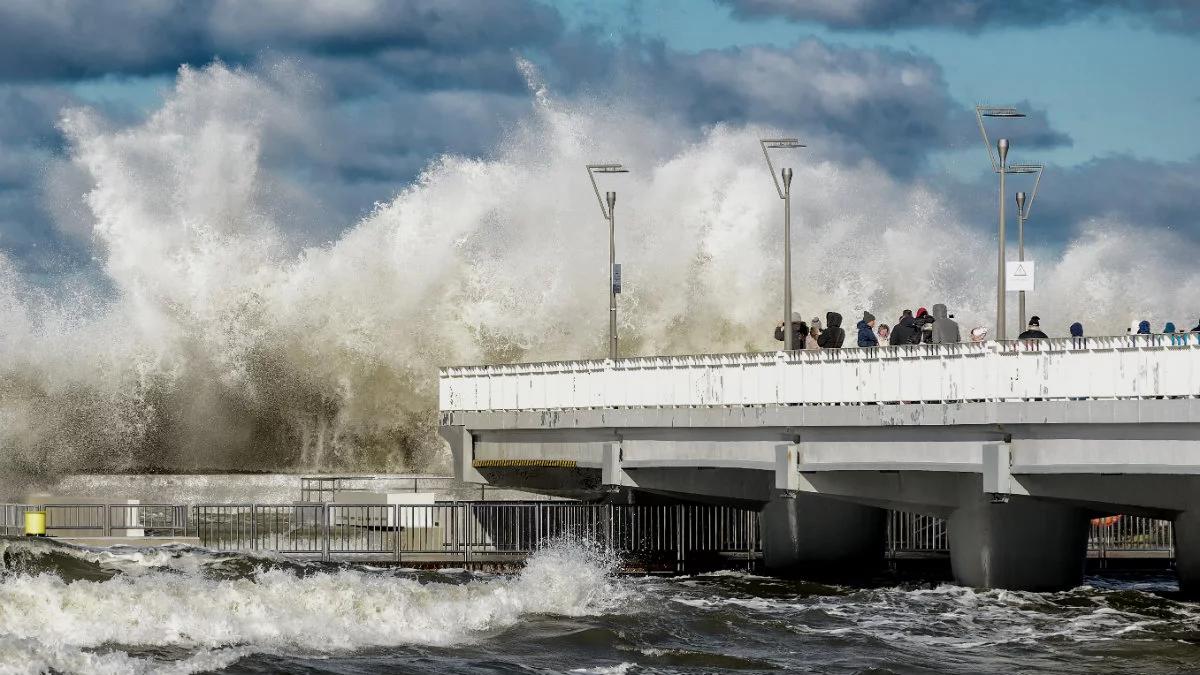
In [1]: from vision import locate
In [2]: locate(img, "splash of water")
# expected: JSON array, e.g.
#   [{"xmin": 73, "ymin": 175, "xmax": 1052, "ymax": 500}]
[{"xmin": 1, "ymin": 60, "xmax": 1198, "ymax": 477}]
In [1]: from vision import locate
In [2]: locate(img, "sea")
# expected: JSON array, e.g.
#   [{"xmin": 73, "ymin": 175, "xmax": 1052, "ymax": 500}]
[{"xmin": 0, "ymin": 537, "xmax": 1197, "ymax": 674}]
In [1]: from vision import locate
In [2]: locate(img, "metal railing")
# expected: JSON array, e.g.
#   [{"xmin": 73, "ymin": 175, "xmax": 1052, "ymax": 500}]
[
  {"xmin": 440, "ymin": 334, "xmax": 1200, "ymax": 411},
  {"xmin": 0, "ymin": 503, "xmax": 1177, "ymax": 568},
  {"xmin": 186, "ymin": 502, "xmax": 760, "ymax": 568},
  {"xmin": 0, "ymin": 503, "xmax": 188, "ymax": 537},
  {"xmin": 887, "ymin": 511, "xmax": 1176, "ymax": 559},
  {"xmin": 887, "ymin": 511, "xmax": 949, "ymax": 557},
  {"xmin": 1090, "ymin": 516, "xmax": 1175, "ymax": 560}
]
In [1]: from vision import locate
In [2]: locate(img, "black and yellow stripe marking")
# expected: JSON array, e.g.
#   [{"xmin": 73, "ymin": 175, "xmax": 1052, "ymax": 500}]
[{"xmin": 473, "ymin": 459, "xmax": 578, "ymax": 468}]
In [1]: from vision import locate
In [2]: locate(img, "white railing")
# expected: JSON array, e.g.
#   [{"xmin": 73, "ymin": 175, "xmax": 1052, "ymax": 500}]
[{"xmin": 440, "ymin": 335, "xmax": 1200, "ymax": 411}]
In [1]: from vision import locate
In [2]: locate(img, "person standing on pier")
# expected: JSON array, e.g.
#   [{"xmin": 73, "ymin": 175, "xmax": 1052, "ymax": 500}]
[
  {"xmin": 930, "ymin": 304, "xmax": 960, "ymax": 344},
  {"xmin": 857, "ymin": 312, "xmax": 879, "ymax": 347},
  {"xmin": 890, "ymin": 312, "xmax": 918, "ymax": 346},
  {"xmin": 1018, "ymin": 316, "xmax": 1049, "ymax": 339},
  {"xmin": 775, "ymin": 313, "xmax": 807, "ymax": 350},
  {"xmin": 818, "ymin": 312, "xmax": 845, "ymax": 348}
]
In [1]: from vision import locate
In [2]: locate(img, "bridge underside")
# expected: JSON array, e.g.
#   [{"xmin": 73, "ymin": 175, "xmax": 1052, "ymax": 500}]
[{"xmin": 441, "ymin": 399, "xmax": 1200, "ymax": 594}]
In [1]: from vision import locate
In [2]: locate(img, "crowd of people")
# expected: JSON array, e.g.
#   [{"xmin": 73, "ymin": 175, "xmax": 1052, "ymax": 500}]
[{"xmin": 775, "ymin": 308, "xmax": 1200, "ymax": 350}]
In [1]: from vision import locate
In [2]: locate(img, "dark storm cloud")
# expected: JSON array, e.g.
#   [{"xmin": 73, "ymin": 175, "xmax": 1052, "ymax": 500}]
[
  {"xmin": 0, "ymin": 85, "xmax": 95, "ymax": 274},
  {"xmin": 0, "ymin": 0, "xmax": 562, "ymax": 81},
  {"xmin": 716, "ymin": 0, "xmax": 1200, "ymax": 33},
  {"xmin": 582, "ymin": 39, "xmax": 1069, "ymax": 173},
  {"xmin": 1029, "ymin": 156, "xmax": 1200, "ymax": 242}
]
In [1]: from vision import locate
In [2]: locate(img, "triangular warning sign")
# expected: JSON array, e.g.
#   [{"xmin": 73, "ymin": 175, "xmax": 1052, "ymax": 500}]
[{"xmin": 1014, "ymin": 264, "xmax": 1027, "ymax": 276}]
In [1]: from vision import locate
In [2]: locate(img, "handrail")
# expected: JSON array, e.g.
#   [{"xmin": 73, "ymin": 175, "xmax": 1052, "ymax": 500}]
[
  {"xmin": 439, "ymin": 334, "xmax": 1200, "ymax": 411},
  {"xmin": 440, "ymin": 333, "xmax": 1199, "ymax": 376}
]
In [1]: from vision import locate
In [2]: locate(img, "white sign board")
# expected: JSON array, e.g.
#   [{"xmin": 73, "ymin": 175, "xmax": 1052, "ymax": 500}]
[{"xmin": 1006, "ymin": 260, "xmax": 1035, "ymax": 292}]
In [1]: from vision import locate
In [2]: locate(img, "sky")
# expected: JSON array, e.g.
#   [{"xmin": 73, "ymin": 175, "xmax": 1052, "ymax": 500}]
[{"xmin": 1, "ymin": 0, "xmax": 1198, "ymax": 282}]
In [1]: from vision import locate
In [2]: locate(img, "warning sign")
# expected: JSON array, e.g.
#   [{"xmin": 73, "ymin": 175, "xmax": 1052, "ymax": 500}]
[{"xmin": 1006, "ymin": 260, "xmax": 1035, "ymax": 292}]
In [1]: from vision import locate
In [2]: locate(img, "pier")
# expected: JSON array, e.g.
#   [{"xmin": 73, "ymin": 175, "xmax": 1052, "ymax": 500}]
[{"xmin": 439, "ymin": 334, "xmax": 1200, "ymax": 591}]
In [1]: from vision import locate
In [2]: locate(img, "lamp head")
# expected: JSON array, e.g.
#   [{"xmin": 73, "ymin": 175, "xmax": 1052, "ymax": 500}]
[
  {"xmin": 762, "ymin": 137, "xmax": 805, "ymax": 149},
  {"xmin": 782, "ymin": 167, "xmax": 793, "ymax": 189},
  {"xmin": 997, "ymin": 138, "xmax": 1010, "ymax": 164},
  {"xmin": 606, "ymin": 191, "xmax": 616, "ymax": 210},
  {"xmin": 978, "ymin": 106, "xmax": 1026, "ymax": 118},
  {"xmin": 1015, "ymin": 191, "xmax": 1027, "ymax": 215}
]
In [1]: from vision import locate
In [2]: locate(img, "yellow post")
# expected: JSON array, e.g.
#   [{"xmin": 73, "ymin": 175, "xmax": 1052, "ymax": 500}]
[{"xmin": 24, "ymin": 511, "xmax": 46, "ymax": 537}]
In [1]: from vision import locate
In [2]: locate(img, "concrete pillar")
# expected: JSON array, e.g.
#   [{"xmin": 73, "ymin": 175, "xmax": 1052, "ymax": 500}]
[
  {"xmin": 1173, "ymin": 511, "xmax": 1200, "ymax": 597},
  {"xmin": 948, "ymin": 495, "xmax": 1088, "ymax": 591},
  {"xmin": 760, "ymin": 493, "xmax": 886, "ymax": 574},
  {"xmin": 439, "ymin": 425, "xmax": 484, "ymax": 484}
]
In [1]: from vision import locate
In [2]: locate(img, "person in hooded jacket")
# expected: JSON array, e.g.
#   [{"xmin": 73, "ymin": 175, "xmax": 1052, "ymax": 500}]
[
  {"xmin": 817, "ymin": 311, "xmax": 845, "ymax": 348},
  {"xmin": 914, "ymin": 307, "xmax": 935, "ymax": 344},
  {"xmin": 1018, "ymin": 315, "xmax": 1049, "ymax": 339},
  {"xmin": 774, "ymin": 313, "xmax": 807, "ymax": 349},
  {"xmin": 1070, "ymin": 322, "xmax": 1084, "ymax": 337},
  {"xmin": 890, "ymin": 314, "xmax": 918, "ymax": 346},
  {"xmin": 857, "ymin": 311, "xmax": 878, "ymax": 347},
  {"xmin": 930, "ymin": 304, "xmax": 960, "ymax": 344},
  {"xmin": 1165, "ymin": 322, "xmax": 1185, "ymax": 346},
  {"xmin": 1137, "ymin": 320, "xmax": 1151, "ymax": 335}
]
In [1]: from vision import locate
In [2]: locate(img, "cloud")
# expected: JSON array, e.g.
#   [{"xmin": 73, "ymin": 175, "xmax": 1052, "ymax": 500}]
[
  {"xmin": 577, "ymin": 39, "xmax": 1069, "ymax": 173},
  {"xmin": 0, "ymin": 0, "xmax": 563, "ymax": 81},
  {"xmin": 716, "ymin": 0, "xmax": 1200, "ymax": 33}
]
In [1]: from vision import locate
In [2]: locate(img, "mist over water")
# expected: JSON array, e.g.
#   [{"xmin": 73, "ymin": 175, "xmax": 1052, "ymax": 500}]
[{"xmin": 1, "ymin": 61, "xmax": 1198, "ymax": 476}]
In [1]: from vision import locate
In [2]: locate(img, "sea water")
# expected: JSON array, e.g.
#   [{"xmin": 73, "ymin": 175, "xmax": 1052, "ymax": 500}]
[{"xmin": 0, "ymin": 537, "xmax": 1196, "ymax": 674}]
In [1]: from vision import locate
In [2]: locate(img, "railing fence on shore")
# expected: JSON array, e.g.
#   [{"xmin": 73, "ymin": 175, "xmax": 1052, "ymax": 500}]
[{"xmin": 0, "ymin": 502, "xmax": 1176, "ymax": 568}]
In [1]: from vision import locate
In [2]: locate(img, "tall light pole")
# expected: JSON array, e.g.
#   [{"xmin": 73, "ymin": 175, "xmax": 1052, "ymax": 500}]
[
  {"xmin": 760, "ymin": 138, "xmax": 805, "ymax": 350},
  {"xmin": 976, "ymin": 106, "xmax": 1027, "ymax": 340},
  {"xmin": 586, "ymin": 163, "xmax": 629, "ymax": 360},
  {"xmin": 1010, "ymin": 163, "xmax": 1044, "ymax": 329}
]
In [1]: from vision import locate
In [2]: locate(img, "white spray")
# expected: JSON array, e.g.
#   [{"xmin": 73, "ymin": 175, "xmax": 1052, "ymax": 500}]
[{"xmin": 1, "ymin": 61, "xmax": 1197, "ymax": 477}]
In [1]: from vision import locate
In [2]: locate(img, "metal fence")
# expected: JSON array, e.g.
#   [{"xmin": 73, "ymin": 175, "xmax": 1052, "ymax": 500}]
[
  {"xmin": 1090, "ymin": 516, "xmax": 1175, "ymax": 560},
  {"xmin": 887, "ymin": 511, "xmax": 949, "ymax": 557},
  {"xmin": 187, "ymin": 502, "xmax": 759, "ymax": 569},
  {"xmin": 0, "ymin": 503, "xmax": 1177, "ymax": 568},
  {"xmin": 0, "ymin": 503, "xmax": 188, "ymax": 537},
  {"xmin": 887, "ymin": 511, "xmax": 1177, "ymax": 560}
]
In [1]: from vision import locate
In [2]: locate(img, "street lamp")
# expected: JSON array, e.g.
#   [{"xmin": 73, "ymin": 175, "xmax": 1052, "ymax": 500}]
[
  {"xmin": 1010, "ymin": 163, "xmax": 1044, "ymax": 328},
  {"xmin": 976, "ymin": 105, "xmax": 1027, "ymax": 340},
  {"xmin": 586, "ymin": 163, "xmax": 630, "ymax": 360},
  {"xmin": 760, "ymin": 137, "xmax": 806, "ymax": 350}
]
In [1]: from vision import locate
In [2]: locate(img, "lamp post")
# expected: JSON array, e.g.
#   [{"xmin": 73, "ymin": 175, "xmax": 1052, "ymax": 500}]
[
  {"xmin": 976, "ymin": 106, "xmax": 1027, "ymax": 340},
  {"xmin": 759, "ymin": 137, "xmax": 805, "ymax": 350},
  {"xmin": 586, "ymin": 163, "xmax": 629, "ymax": 360},
  {"xmin": 1009, "ymin": 162, "xmax": 1044, "ymax": 329}
]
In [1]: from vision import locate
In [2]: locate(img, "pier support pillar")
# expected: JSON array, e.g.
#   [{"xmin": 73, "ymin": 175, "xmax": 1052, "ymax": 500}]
[
  {"xmin": 760, "ymin": 493, "xmax": 886, "ymax": 575},
  {"xmin": 1173, "ymin": 511, "xmax": 1200, "ymax": 597},
  {"xmin": 948, "ymin": 495, "xmax": 1088, "ymax": 591}
]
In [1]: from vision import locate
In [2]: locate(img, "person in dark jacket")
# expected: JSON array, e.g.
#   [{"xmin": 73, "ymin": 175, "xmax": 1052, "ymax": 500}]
[
  {"xmin": 817, "ymin": 311, "xmax": 845, "ymax": 348},
  {"xmin": 774, "ymin": 313, "xmax": 807, "ymax": 349},
  {"xmin": 930, "ymin": 304, "xmax": 960, "ymax": 344},
  {"xmin": 1069, "ymin": 322, "xmax": 1084, "ymax": 337},
  {"xmin": 857, "ymin": 311, "xmax": 878, "ymax": 347},
  {"xmin": 889, "ymin": 314, "xmax": 918, "ymax": 346},
  {"xmin": 1018, "ymin": 315, "xmax": 1048, "ymax": 339},
  {"xmin": 1137, "ymin": 320, "xmax": 1151, "ymax": 335},
  {"xmin": 914, "ymin": 307, "xmax": 935, "ymax": 344}
]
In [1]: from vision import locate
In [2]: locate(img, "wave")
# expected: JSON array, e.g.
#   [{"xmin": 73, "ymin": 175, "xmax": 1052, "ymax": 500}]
[
  {"xmin": 0, "ymin": 537, "xmax": 628, "ymax": 674},
  {"xmin": 2, "ymin": 60, "xmax": 1199, "ymax": 477}
]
